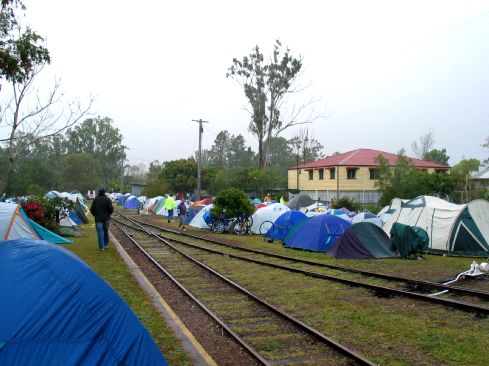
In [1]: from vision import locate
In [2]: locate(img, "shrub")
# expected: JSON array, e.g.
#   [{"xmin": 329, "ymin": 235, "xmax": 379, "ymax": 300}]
[
  {"xmin": 330, "ymin": 196, "xmax": 361, "ymax": 212},
  {"xmin": 21, "ymin": 196, "xmax": 73, "ymax": 231},
  {"xmin": 211, "ymin": 188, "xmax": 254, "ymax": 219}
]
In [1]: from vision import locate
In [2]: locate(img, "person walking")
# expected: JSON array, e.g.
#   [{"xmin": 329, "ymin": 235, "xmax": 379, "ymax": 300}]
[
  {"xmin": 177, "ymin": 199, "xmax": 187, "ymax": 232},
  {"xmin": 164, "ymin": 194, "xmax": 176, "ymax": 223},
  {"xmin": 90, "ymin": 188, "xmax": 114, "ymax": 251}
]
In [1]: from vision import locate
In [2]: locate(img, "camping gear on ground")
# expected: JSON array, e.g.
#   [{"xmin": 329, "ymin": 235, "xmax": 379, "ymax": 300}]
[
  {"xmin": 264, "ymin": 210, "xmax": 307, "ymax": 242},
  {"xmin": 250, "ymin": 203, "xmax": 290, "ymax": 234},
  {"xmin": 351, "ymin": 211, "xmax": 383, "ymax": 227},
  {"xmin": 0, "ymin": 202, "xmax": 72, "ymax": 244},
  {"xmin": 390, "ymin": 222, "xmax": 429, "ymax": 259},
  {"xmin": 327, "ymin": 222, "xmax": 395, "ymax": 259},
  {"xmin": 383, "ymin": 196, "xmax": 489, "ymax": 256},
  {"xmin": 286, "ymin": 194, "xmax": 315, "ymax": 210},
  {"xmin": 283, "ymin": 214, "xmax": 351, "ymax": 253},
  {"xmin": 0, "ymin": 239, "xmax": 168, "ymax": 365}
]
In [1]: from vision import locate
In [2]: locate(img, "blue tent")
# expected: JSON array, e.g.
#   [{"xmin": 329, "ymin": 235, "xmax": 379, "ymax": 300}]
[
  {"xmin": 116, "ymin": 195, "xmax": 127, "ymax": 206},
  {"xmin": 68, "ymin": 208, "xmax": 82, "ymax": 225},
  {"xmin": 124, "ymin": 196, "xmax": 141, "ymax": 209},
  {"xmin": 184, "ymin": 205, "xmax": 203, "ymax": 225},
  {"xmin": 283, "ymin": 214, "xmax": 351, "ymax": 252},
  {"xmin": 0, "ymin": 239, "xmax": 168, "ymax": 365},
  {"xmin": 265, "ymin": 210, "xmax": 307, "ymax": 241}
]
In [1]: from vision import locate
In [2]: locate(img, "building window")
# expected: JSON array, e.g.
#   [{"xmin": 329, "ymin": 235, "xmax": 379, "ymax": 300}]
[
  {"xmin": 369, "ymin": 168, "xmax": 379, "ymax": 180},
  {"xmin": 347, "ymin": 168, "xmax": 357, "ymax": 179},
  {"xmin": 330, "ymin": 169, "xmax": 335, "ymax": 179},
  {"xmin": 318, "ymin": 170, "xmax": 324, "ymax": 180},
  {"xmin": 308, "ymin": 170, "xmax": 313, "ymax": 180}
]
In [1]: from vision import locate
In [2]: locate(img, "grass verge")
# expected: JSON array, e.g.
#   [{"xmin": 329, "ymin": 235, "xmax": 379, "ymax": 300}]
[{"xmin": 64, "ymin": 222, "xmax": 192, "ymax": 366}]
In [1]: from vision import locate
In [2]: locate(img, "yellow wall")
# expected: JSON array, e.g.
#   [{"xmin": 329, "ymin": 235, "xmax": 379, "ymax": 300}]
[{"xmin": 287, "ymin": 166, "xmax": 446, "ymax": 191}]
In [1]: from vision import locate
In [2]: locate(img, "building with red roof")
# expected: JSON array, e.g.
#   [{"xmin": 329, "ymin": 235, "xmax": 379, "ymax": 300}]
[{"xmin": 288, "ymin": 148, "xmax": 450, "ymax": 204}]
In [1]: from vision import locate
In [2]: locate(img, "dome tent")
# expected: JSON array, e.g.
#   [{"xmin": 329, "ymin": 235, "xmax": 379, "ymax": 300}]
[
  {"xmin": 264, "ymin": 210, "xmax": 307, "ymax": 242},
  {"xmin": 0, "ymin": 239, "xmax": 167, "ymax": 365},
  {"xmin": 0, "ymin": 202, "xmax": 71, "ymax": 244},
  {"xmin": 284, "ymin": 214, "xmax": 351, "ymax": 253},
  {"xmin": 328, "ymin": 222, "xmax": 396, "ymax": 259},
  {"xmin": 382, "ymin": 196, "xmax": 489, "ymax": 256}
]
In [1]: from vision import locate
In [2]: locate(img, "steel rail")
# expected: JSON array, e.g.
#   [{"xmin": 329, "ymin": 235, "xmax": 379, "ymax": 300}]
[
  {"xmin": 113, "ymin": 217, "xmax": 377, "ymax": 366},
  {"xmin": 113, "ymin": 222, "xmax": 271, "ymax": 366},
  {"xmin": 127, "ymin": 215, "xmax": 489, "ymax": 301},
  {"xmin": 117, "ymin": 215, "xmax": 489, "ymax": 315}
]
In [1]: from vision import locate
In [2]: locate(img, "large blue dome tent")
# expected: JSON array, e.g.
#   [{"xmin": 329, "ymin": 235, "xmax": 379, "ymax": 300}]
[
  {"xmin": 265, "ymin": 210, "xmax": 307, "ymax": 242},
  {"xmin": 0, "ymin": 239, "xmax": 168, "ymax": 365},
  {"xmin": 283, "ymin": 214, "xmax": 351, "ymax": 252}
]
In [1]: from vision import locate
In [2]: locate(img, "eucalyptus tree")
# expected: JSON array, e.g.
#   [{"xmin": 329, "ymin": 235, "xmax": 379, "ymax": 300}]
[
  {"xmin": 0, "ymin": 2, "xmax": 92, "ymax": 193},
  {"xmin": 64, "ymin": 117, "xmax": 124, "ymax": 188},
  {"xmin": 228, "ymin": 39, "xmax": 317, "ymax": 169}
]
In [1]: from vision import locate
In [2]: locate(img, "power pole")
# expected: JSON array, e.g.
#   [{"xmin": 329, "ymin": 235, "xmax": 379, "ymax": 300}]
[{"xmin": 192, "ymin": 119, "xmax": 209, "ymax": 200}]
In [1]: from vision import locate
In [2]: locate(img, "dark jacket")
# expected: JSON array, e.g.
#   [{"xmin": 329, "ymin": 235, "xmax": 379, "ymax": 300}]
[
  {"xmin": 90, "ymin": 194, "xmax": 114, "ymax": 222},
  {"xmin": 177, "ymin": 201, "xmax": 187, "ymax": 216}
]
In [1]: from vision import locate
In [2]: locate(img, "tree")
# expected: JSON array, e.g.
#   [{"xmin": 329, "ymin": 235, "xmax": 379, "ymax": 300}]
[
  {"xmin": 61, "ymin": 153, "xmax": 101, "ymax": 193},
  {"xmin": 411, "ymin": 131, "xmax": 435, "ymax": 160},
  {"xmin": 451, "ymin": 158, "xmax": 481, "ymax": 203},
  {"xmin": 228, "ymin": 39, "xmax": 318, "ymax": 168},
  {"xmin": 208, "ymin": 130, "xmax": 230, "ymax": 169},
  {"xmin": 211, "ymin": 188, "xmax": 254, "ymax": 219},
  {"xmin": 424, "ymin": 148, "xmax": 449, "ymax": 165},
  {"xmin": 65, "ymin": 117, "xmax": 124, "ymax": 188},
  {"xmin": 228, "ymin": 134, "xmax": 255, "ymax": 168},
  {"xmin": 375, "ymin": 150, "xmax": 419, "ymax": 205},
  {"xmin": 160, "ymin": 158, "xmax": 197, "ymax": 194}
]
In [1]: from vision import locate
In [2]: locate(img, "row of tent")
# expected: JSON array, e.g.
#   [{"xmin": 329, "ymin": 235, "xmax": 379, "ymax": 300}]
[{"xmin": 122, "ymin": 192, "xmax": 489, "ymax": 257}]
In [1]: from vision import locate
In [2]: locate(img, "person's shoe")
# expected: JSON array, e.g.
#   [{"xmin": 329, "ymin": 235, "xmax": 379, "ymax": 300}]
[{"xmin": 98, "ymin": 248, "xmax": 105, "ymax": 251}]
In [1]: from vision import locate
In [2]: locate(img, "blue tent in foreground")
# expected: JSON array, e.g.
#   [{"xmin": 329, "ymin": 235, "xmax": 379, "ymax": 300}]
[
  {"xmin": 0, "ymin": 239, "xmax": 168, "ymax": 365},
  {"xmin": 284, "ymin": 214, "xmax": 351, "ymax": 252},
  {"xmin": 265, "ymin": 210, "xmax": 307, "ymax": 241}
]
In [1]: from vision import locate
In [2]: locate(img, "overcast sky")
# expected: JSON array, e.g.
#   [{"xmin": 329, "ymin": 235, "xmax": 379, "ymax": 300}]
[{"xmin": 21, "ymin": 0, "xmax": 489, "ymax": 167}]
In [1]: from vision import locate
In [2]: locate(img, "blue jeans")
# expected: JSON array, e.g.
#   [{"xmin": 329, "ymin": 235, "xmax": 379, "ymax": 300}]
[
  {"xmin": 96, "ymin": 221, "xmax": 110, "ymax": 249},
  {"xmin": 167, "ymin": 209, "xmax": 174, "ymax": 221}
]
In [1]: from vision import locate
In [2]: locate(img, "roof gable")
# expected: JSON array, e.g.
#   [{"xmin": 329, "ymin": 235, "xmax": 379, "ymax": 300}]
[{"xmin": 297, "ymin": 148, "xmax": 450, "ymax": 169}]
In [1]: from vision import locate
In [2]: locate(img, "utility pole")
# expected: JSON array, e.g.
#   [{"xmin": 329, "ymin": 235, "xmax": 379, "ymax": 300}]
[
  {"xmin": 192, "ymin": 119, "xmax": 209, "ymax": 200},
  {"xmin": 120, "ymin": 145, "xmax": 127, "ymax": 193}
]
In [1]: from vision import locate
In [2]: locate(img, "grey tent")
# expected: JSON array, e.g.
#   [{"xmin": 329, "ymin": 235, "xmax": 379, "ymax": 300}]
[{"xmin": 286, "ymin": 194, "xmax": 315, "ymax": 210}]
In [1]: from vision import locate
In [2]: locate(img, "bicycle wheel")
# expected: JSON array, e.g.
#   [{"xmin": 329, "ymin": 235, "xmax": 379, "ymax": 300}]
[
  {"xmin": 234, "ymin": 222, "xmax": 246, "ymax": 235},
  {"xmin": 259, "ymin": 220, "xmax": 274, "ymax": 235}
]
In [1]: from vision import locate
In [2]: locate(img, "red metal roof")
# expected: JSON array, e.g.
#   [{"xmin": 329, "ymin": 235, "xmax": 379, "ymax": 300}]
[{"xmin": 293, "ymin": 148, "xmax": 450, "ymax": 170}]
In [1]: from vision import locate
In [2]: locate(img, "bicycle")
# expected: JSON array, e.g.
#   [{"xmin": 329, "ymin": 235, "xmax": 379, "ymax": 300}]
[{"xmin": 233, "ymin": 214, "xmax": 253, "ymax": 235}]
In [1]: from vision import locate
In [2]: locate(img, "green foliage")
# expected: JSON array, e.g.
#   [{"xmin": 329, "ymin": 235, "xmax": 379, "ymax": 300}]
[
  {"xmin": 376, "ymin": 150, "xmax": 456, "ymax": 205},
  {"xmin": 61, "ymin": 153, "xmax": 101, "ymax": 193},
  {"xmin": 211, "ymin": 188, "xmax": 254, "ymax": 219},
  {"xmin": 142, "ymin": 177, "xmax": 169, "ymax": 197},
  {"xmin": 21, "ymin": 196, "xmax": 73, "ymax": 231},
  {"xmin": 451, "ymin": 159, "xmax": 480, "ymax": 180},
  {"xmin": 160, "ymin": 158, "xmax": 197, "ymax": 194},
  {"xmin": 424, "ymin": 148, "xmax": 450, "ymax": 165},
  {"xmin": 227, "ymin": 39, "xmax": 303, "ymax": 168},
  {"xmin": 330, "ymin": 197, "xmax": 361, "ymax": 212},
  {"xmin": 65, "ymin": 117, "xmax": 125, "ymax": 188}
]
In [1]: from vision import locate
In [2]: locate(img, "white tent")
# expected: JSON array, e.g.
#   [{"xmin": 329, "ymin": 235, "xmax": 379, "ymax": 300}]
[
  {"xmin": 377, "ymin": 198, "xmax": 406, "ymax": 224},
  {"xmin": 141, "ymin": 196, "xmax": 163, "ymax": 215},
  {"xmin": 189, "ymin": 204, "xmax": 213, "ymax": 229},
  {"xmin": 0, "ymin": 202, "xmax": 40, "ymax": 240},
  {"xmin": 250, "ymin": 203, "xmax": 290, "ymax": 234},
  {"xmin": 352, "ymin": 212, "xmax": 383, "ymax": 227},
  {"xmin": 382, "ymin": 196, "xmax": 489, "ymax": 255}
]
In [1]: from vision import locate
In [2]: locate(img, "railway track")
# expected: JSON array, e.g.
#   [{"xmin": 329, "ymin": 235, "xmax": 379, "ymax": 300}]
[
  {"xmin": 112, "ymin": 214, "xmax": 376, "ymax": 366},
  {"xmin": 117, "ymin": 213, "xmax": 489, "ymax": 316}
]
